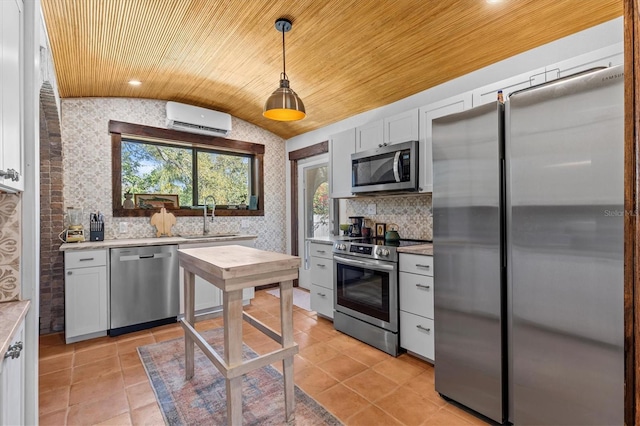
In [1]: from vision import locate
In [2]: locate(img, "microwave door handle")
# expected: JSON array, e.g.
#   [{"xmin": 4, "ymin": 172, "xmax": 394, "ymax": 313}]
[
  {"xmin": 334, "ymin": 255, "xmax": 396, "ymax": 272},
  {"xmin": 393, "ymin": 151, "xmax": 402, "ymax": 182}
]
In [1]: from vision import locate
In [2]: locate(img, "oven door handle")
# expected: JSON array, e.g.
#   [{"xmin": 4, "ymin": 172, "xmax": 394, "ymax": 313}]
[{"xmin": 334, "ymin": 255, "xmax": 396, "ymax": 272}]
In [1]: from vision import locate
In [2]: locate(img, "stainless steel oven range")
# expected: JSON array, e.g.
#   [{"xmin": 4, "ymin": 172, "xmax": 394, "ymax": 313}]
[{"xmin": 333, "ymin": 237, "xmax": 429, "ymax": 356}]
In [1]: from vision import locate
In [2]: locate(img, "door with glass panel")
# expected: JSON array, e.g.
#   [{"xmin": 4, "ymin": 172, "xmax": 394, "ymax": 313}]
[{"xmin": 297, "ymin": 158, "xmax": 330, "ymax": 289}]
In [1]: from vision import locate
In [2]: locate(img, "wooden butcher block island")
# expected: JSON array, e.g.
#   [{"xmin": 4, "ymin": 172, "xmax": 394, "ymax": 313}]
[{"xmin": 177, "ymin": 245, "xmax": 301, "ymax": 424}]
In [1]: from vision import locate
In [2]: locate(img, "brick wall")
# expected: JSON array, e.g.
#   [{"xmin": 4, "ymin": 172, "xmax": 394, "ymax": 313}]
[{"xmin": 39, "ymin": 82, "xmax": 65, "ymax": 334}]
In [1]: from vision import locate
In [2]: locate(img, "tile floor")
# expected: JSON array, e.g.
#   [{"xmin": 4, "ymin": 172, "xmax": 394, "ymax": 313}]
[{"xmin": 39, "ymin": 289, "xmax": 489, "ymax": 425}]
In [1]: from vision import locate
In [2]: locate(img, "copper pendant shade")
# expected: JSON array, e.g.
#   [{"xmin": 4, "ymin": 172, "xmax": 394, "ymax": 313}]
[{"xmin": 263, "ymin": 18, "xmax": 306, "ymax": 122}]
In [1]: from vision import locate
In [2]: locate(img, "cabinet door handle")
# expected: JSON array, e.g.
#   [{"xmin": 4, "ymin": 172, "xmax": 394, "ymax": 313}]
[
  {"xmin": 415, "ymin": 264, "xmax": 431, "ymax": 270},
  {"xmin": 317, "ymin": 292, "xmax": 326, "ymax": 297},
  {"xmin": 316, "ymin": 263, "xmax": 326, "ymax": 268},
  {"xmin": 79, "ymin": 258, "xmax": 95, "ymax": 262},
  {"xmin": 316, "ymin": 250, "xmax": 326, "ymax": 254},
  {"xmin": 4, "ymin": 341, "xmax": 23, "ymax": 359},
  {"xmin": 0, "ymin": 169, "xmax": 20, "ymax": 182},
  {"xmin": 415, "ymin": 283, "xmax": 430, "ymax": 290},
  {"xmin": 67, "ymin": 271, "xmax": 72, "ymax": 275},
  {"xmin": 416, "ymin": 325, "xmax": 431, "ymax": 333}
]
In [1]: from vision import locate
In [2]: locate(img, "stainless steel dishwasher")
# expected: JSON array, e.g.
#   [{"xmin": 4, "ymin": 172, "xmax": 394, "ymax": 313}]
[{"xmin": 109, "ymin": 245, "xmax": 179, "ymax": 336}]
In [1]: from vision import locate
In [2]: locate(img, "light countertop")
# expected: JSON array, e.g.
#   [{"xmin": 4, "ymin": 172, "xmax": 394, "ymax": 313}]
[
  {"xmin": 59, "ymin": 234, "xmax": 258, "ymax": 251},
  {"xmin": 397, "ymin": 244, "xmax": 433, "ymax": 256},
  {"xmin": 307, "ymin": 235, "xmax": 359, "ymax": 245},
  {"xmin": 0, "ymin": 300, "xmax": 30, "ymax": 356},
  {"xmin": 179, "ymin": 245, "xmax": 300, "ymax": 290}
]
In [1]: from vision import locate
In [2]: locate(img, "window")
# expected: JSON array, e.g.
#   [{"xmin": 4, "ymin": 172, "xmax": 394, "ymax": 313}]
[
  {"xmin": 110, "ymin": 120, "xmax": 264, "ymax": 217},
  {"xmin": 122, "ymin": 139, "xmax": 253, "ymax": 207}
]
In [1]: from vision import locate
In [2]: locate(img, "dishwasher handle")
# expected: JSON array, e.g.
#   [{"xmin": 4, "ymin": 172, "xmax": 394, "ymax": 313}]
[{"xmin": 118, "ymin": 252, "xmax": 173, "ymax": 262}]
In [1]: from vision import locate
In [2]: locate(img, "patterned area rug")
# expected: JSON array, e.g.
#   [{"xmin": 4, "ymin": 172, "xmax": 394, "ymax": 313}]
[
  {"xmin": 266, "ymin": 287, "xmax": 311, "ymax": 312},
  {"xmin": 138, "ymin": 328, "xmax": 341, "ymax": 425}
]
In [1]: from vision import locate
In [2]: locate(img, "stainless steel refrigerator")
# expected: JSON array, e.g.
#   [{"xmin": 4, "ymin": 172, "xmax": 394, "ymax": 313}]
[{"xmin": 432, "ymin": 65, "xmax": 624, "ymax": 425}]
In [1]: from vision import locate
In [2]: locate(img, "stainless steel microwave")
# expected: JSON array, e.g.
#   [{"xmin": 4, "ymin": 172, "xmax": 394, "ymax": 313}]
[{"xmin": 351, "ymin": 140, "xmax": 419, "ymax": 194}]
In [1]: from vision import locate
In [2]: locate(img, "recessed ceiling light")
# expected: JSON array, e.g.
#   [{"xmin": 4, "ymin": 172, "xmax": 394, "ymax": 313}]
[
  {"xmin": 486, "ymin": 0, "xmax": 503, "ymax": 3},
  {"xmin": 128, "ymin": 80, "xmax": 142, "ymax": 86}
]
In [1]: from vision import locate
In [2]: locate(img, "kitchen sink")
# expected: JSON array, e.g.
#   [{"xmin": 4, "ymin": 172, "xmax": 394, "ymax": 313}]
[{"xmin": 179, "ymin": 233, "xmax": 239, "ymax": 239}]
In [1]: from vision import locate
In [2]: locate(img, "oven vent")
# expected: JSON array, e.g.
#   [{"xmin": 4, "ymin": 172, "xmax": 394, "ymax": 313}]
[{"xmin": 166, "ymin": 101, "xmax": 232, "ymax": 137}]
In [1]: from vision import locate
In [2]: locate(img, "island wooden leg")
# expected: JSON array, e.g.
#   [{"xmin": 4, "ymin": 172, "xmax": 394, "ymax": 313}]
[
  {"xmin": 184, "ymin": 269, "xmax": 195, "ymax": 380},
  {"xmin": 279, "ymin": 280, "xmax": 295, "ymax": 422},
  {"xmin": 224, "ymin": 289, "xmax": 244, "ymax": 425}
]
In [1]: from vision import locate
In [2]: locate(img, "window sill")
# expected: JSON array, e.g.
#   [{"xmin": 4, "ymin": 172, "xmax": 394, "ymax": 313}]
[{"xmin": 113, "ymin": 208, "xmax": 264, "ymax": 218}]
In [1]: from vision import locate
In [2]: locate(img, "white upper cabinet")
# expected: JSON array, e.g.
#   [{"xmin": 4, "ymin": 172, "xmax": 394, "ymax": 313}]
[
  {"xmin": 545, "ymin": 42, "xmax": 623, "ymax": 82},
  {"xmin": 472, "ymin": 67, "xmax": 546, "ymax": 107},
  {"xmin": 355, "ymin": 119, "xmax": 383, "ymax": 152},
  {"xmin": 329, "ymin": 128, "xmax": 356, "ymax": 198},
  {"xmin": 384, "ymin": 109, "xmax": 419, "ymax": 145},
  {"xmin": 0, "ymin": 0, "xmax": 24, "ymax": 192},
  {"xmin": 356, "ymin": 110, "xmax": 419, "ymax": 153},
  {"xmin": 418, "ymin": 92, "xmax": 472, "ymax": 193}
]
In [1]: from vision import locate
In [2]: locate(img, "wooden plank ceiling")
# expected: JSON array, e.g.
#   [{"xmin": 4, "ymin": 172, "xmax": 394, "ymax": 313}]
[{"xmin": 41, "ymin": 0, "xmax": 622, "ymax": 140}]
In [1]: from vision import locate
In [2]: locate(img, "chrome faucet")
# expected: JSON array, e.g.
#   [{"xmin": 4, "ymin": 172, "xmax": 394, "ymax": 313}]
[{"xmin": 203, "ymin": 196, "xmax": 216, "ymax": 234}]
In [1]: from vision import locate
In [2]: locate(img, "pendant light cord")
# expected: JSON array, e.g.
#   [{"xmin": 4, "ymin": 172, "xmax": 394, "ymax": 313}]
[{"xmin": 282, "ymin": 26, "xmax": 287, "ymax": 80}]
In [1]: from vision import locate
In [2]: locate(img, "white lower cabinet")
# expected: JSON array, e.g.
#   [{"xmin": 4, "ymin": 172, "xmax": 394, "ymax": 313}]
[
  {"xmin": 0, "ymin": 318, "xmax": 25, "ymax": 426},
  {"xmin": 178, "ymin": 238, "xmax": 256, "ymax": 315},
  {"xmin": 64, "ymin": 249, "xmax": 109, "ymax": 343},
  {"xmin": 309, "ymin": 242, "xmax": 334, "ymax": 319},
  {"xmin": 399, "ymin": 253, "xmax": 434, "ymax": 361},
  {"xmin": 310, "ymin": 283, "xmax": 333, "ymax": 318},
  {"xmin": 400, "ymin": 312, "xmax": 434, "ymax": 361}
]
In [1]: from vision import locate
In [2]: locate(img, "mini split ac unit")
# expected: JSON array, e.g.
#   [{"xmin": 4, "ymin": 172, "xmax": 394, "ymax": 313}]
[{"xmin": 166, "ymin": 101, "xmax": 232, "ymax": 137}]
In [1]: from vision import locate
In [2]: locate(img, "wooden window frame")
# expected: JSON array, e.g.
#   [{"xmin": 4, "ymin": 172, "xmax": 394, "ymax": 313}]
[{"xmin": 109, "ymin": 120, "xmax": 265, "ymax": 217}]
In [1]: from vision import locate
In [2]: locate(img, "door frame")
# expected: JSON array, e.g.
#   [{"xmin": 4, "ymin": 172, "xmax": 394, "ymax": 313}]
[
  {"xmin": 288, "ymin": 141, "xmax": 329, "ymax": 285},
  {"xmin": 625, "ymin": 1, "xmax": 639, "ymax": 423}
]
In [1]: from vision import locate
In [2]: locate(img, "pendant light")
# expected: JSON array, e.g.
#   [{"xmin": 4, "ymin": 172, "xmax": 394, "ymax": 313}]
[{"xmin": 263, "ymin": 18, "xmax": 306, "ymax": 121}]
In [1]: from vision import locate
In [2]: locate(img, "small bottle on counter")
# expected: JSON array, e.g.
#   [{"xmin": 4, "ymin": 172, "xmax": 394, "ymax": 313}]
[{"xmin": 497, "ymin": 90, "xmax": 504, "ymax": 104}]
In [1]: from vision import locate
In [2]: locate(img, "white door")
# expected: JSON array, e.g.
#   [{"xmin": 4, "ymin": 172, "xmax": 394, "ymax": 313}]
[{"xmin": 297, "ymin": 156, "xmax": 329, "ymax": 289}]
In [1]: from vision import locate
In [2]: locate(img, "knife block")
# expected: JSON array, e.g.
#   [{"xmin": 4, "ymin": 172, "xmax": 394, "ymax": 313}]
[{"xmin": 90, "ymin": 222, "xmax": 104, "ymax": 241}]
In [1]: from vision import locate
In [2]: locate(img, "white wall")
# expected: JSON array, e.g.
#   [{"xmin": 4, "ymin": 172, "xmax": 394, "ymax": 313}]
[
  {"xmin": 60, "ymin": 98, "xmax": 289, "ymax": 254},
  {"xmin": 284, "ymin": 17, "xmax": 623, "ymax": 253},
  {"xmin": 286, "ymin": 17, "xmax": 622, "ymax": 152}
]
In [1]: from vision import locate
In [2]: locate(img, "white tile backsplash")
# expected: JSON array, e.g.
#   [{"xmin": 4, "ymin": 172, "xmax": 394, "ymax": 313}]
[
  {"xmin": 0, "ymin": 193, "xmax": 21, "ymax": 302},
  {"xmin": 60, "ymin": 98, "xmax": 287, "ymax": 253},
  {"xmin": 346, "ymin": 194, "xmax": 432, "ymax": 240}
]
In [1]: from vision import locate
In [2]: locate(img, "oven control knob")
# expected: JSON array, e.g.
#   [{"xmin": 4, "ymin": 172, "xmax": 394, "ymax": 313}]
[
  {"xmin": 376, "ymin": 248, "xmax": 390, "ymax": 257},
  {"xmin": 335, "ymin": 243, "xmax": 346, "ymax": 251}
]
